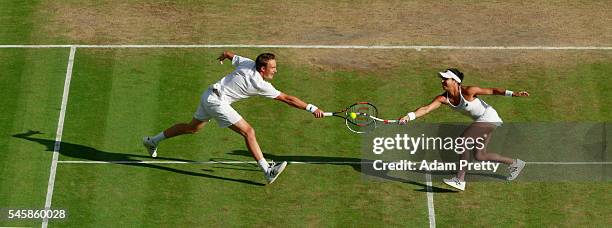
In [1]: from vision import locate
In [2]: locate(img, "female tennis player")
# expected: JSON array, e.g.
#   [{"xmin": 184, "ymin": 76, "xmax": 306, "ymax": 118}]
[{"xmin": 400, "ymin": 68, "xmax": 529, "ymax": 191}]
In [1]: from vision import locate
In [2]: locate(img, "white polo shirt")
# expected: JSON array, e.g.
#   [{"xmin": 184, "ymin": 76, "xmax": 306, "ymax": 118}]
[{"xmin": 210, "ymin": 55, "xmax": 281, "ymax": 104}]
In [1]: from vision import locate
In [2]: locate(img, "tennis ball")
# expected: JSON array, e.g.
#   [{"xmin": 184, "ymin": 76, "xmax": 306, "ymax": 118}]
[{"xmin": 350, "ymin": 112, "xmax": 357, "ymax": 119}]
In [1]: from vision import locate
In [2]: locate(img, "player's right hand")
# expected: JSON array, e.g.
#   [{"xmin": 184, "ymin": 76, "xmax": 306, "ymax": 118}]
[{"xmin": 313, "ymin": 109, "xmax": 324, "ymax": 118}]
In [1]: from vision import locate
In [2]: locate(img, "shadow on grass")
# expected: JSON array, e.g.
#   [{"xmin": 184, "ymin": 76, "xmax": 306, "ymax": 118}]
[
  {"xmin": 227, "ymin": 150, "xmax": 459, "ymax": 193},
  {"xmin": 12, "ymin": 130, "xmax": 264, "ymax": 186}
]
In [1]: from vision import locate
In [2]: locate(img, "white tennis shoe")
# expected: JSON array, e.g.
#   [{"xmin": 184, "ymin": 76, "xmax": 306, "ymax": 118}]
[
  {"xmin": 507, "ymin": 159, "xmax": 525, "ymax": 180},
  {"xmin": 265, "ymin": 161, "xmax": 287, "ymax": 184},
  {"xmin": 443, "ymin": 177, "xmax": 466, "ymax": 191},
  {"xmin": 142, "ymin": 136, "xmax": 158, "ymax": 158}
]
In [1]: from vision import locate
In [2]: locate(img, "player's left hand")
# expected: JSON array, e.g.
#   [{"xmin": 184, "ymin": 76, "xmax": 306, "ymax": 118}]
[
  {"xmin": 399, "ymin": 116, "xmax": 410, "ymax": 124},
  {"xmin": 216, "ymin": 51, "xmax": 231, "ymax": 64},
  {"xmin": 313, "ymin": 109, "xmax": 324, "ymax": 118},
  {"xmin": 216, "ymin": 53, "xmax": 227, "ymax": 64}
]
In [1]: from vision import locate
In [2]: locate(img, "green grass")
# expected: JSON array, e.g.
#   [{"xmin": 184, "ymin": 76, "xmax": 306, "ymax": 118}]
[
  {"xmin": 434, "ymin": 182, "xmax": 612, "ymax": 226},
  {"xmin": 0, "ymin": 48, "xmax": 70, "ymax": 227},
  {"xmin": 1, "ymin": 1, "xmax": 611, "ymax": 226},
  {"xmin": 0, "ymin": 1, "xmax": 39, "ymax": 44},
  {"xmin": 1, "ymin": 47, "xmax": 611, "ymax": 227}
]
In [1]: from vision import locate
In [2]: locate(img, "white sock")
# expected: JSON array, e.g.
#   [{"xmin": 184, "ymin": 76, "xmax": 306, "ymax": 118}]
[
  {"xmin": 257, "ymin": 159, "xmax": 269, "ymax": 173},
  {"xmin": 151, "ymin": 132, "xmax": 166, "ymax": 145}
]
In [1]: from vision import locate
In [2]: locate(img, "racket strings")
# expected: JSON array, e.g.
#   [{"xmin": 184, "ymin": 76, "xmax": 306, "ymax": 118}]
[
  {"xmin": 349, "ymin": 104, "xmax": 377, "ymax": 125},
  {"xmin": 346, "ymin": 103, "xmax": 378, "ymax": 133}
]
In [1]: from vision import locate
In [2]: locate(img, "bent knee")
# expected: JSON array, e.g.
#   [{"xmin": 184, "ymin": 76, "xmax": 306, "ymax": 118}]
[{"xmin": 242, "ymin": 126, "xmax": 255, "ymax": 138}]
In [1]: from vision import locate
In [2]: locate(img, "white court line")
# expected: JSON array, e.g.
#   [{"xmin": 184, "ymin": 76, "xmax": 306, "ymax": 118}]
[
  {"xmin": 526, "ymin": 162, "xmax": 612, "ymax": 165},
  {"xmin": 57, "ymin": 160, "xmax": 367, "ymax": 164},
  {"xmin": 0, "ymin": 44, "xmax": 611, "ymax": 50},
  {"xmin": 425, "ymin": 173, "xmax": 436, "ymax": 228},
  {"xmin": 0, "ymin": 45, "xmax": 73, "ymax": 48},
  {"xmin": 56, "ymin": 160, "xmax": 612, "ymax": 165},
  {"xmin": 42, "ymin": 46, "xmax": 76, "ymax": 228}
]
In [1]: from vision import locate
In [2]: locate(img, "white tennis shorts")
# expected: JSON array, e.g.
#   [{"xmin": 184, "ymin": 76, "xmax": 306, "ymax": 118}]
[
  {"xmin": 475, "ymin": 107, "xmax": 503, "ymax": 127},
  {"xmin": 193, "ymin": 89, "xmax": 242, "ymax": 128}
]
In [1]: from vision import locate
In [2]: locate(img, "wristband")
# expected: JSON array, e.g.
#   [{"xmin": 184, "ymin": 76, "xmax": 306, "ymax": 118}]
[
  {"xmin": 306, "ymin": 104, "xmax": 318, "ymax": 113},
  {"xmin": 505, "ymin": 90, "xmax": 514, "ymax": 97},
  {"xmin": 407, "ymin": 112, "xmax": 416, "ymax": 121}
]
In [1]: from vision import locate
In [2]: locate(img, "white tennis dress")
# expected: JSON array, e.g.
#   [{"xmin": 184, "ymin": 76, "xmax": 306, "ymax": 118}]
[
  {"xmin": 446, "ymin": 88, "xmax": 503, "ymax": 126},
  {"xmin": 194, "ymin": 55, "xmax": 281, "ymax": 128}
]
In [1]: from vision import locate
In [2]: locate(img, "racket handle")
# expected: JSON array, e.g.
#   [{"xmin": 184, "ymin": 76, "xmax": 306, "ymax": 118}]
[
  {"xmin": 323, "ymin": 112, "xmax": 333, "ymax": 117},
  {"xmin": 384, "ymin": 120, "xmax": 399, "ymax": 124}
]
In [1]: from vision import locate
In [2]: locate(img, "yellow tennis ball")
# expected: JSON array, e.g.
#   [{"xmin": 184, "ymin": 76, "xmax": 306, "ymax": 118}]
[{"xmin": 350, "ymin": 112, "xmax": 357, "ymax": 119}]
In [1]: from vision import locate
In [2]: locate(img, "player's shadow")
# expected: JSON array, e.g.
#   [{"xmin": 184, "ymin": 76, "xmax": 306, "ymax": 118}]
[
  {"xmin": 227, "ymin": 150, "xmax": 457, "ymax": 193},
  {"xmin": 12, "ymin": 130, "xmax": 264, "ymax": 186}
]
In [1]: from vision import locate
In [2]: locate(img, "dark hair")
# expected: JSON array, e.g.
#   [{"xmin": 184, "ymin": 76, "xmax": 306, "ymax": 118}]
[
  {"xmin": 447, "ymin": 68, "xmax": 464, "ymax": 83},
  {"xmin": 255, "ymin": 53, "xmax": 275, "ymax": 72}
]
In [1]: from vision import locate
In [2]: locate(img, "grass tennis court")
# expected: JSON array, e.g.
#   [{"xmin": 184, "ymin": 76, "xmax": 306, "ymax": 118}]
[{"xmin": 1, "ymin": 1, "xmax": 611, "ymax": 227}]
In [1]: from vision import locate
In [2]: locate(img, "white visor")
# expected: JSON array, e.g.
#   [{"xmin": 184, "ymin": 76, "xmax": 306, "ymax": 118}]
[{"xmin": 439, "ymin": 70, "xmax": 462, "ymax": 83}]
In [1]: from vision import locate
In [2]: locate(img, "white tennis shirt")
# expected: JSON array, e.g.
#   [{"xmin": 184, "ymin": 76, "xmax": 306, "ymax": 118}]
[{"xmin": 210, "ymin": 55, "xmax": 281, "ymax": 104}]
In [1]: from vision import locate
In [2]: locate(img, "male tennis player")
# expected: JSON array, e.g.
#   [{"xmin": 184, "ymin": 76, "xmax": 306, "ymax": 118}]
[
  {"xmin": 143, "ymin": 51, "xmax": 325, "ymax": 184},
  {"xmin": 400, "ymin": 68, "xmax": 529, "ymax": 191}
]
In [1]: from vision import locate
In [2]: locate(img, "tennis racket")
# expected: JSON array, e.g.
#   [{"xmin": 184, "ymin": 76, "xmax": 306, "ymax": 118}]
[{"xmin": 324, "ymin": 102, "xmax": 399, "ymax": 133}]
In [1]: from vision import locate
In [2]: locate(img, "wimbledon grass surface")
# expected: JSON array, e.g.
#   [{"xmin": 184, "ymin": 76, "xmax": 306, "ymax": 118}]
[
  {"xmin": 42, "ymin": 48, "xmax": 429, "ymax": 226},
  {"xmin": 5, "ymin": 1, "xmax": 611, "ymax": 46},
  {"xmin": 0, "ymin": 48, "xmax": 69, "ymax": 227},
  {"xmin": 434, "ymin": 182, "xmax": 612, "ymax": 227},
  {"xmin": 1, "ymin": 1, "xmax": 610, "ymax": 227},
  {"xmin": 0, "ymin": 0, "xmax": 38, "ymax": 44},
  {"xmin": 2, "ymin": 47, "xmax": 611, "ymax": 227},
  {"xmin": 50, "ymin": 164, "xmax": 428, "ymax": 227}
]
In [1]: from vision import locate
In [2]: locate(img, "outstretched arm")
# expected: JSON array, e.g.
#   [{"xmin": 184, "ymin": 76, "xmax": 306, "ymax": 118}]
[
  {"xmin": 216, "ymin": 50, "xmax": 236, "ymax": 64},
  {"xmin": 465, "ymin": 86, "xmax": 529, "ymax": 97},
  {"xmin": 275, "ymin": 93, "xmax": 324, "ymax": 118},
  {"xmin": 399, "ymin": 96, "xmax": 446, "ymax": 123}
]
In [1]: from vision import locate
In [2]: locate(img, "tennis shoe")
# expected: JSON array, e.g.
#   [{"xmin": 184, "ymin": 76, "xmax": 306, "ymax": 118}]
[
  {"xmin": 507, "ymin": 159, "xmax": 525, "ymax": 180},
  {"xmin": 443, "ymin": 177, "xmax": 466, "ymax": 191},
  {"xmin": 143, "ymin": 136, "xmax": 158, "ymax": 158},
  {"xmin": 265, "ymin": 161, "xmax": 287, "ymax": 184}
]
